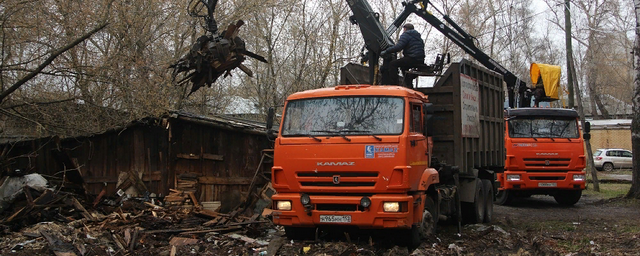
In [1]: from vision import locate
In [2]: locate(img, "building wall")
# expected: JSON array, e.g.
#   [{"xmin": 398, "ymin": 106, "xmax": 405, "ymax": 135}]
[
  {"xmin": 589, "ymin": 128, "xmax": 631, "ymax": 151},
  {"xmin": 1, "ymin": 117, "xmax": 270, "ymax": 201},
  {"xmin": 169, "ymin": 118, "xmax": 270, "ymax": 201}
]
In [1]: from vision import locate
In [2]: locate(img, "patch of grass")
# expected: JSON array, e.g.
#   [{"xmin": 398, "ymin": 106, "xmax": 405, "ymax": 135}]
[
  {"xmin": 607, "ymin": 169, "xmax": 632, "ymax": 175},
  {"xmin": 557, "ymin": 238, "xmax": 591, "ymax": 252},
  {"xmin": 522, "ymin": 220, "xmax": 578, "ymax": 232},
  {"xmin": 619, "ymin": 224, "xmax": 640, "ymax": 234},
  {"xmin": 583, "ymin": 183, "xmax": 631, "ymax": 199}
]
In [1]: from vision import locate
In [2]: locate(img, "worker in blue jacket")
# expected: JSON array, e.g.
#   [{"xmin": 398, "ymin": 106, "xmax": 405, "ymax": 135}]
[{"xmin": 380, "ymin": 23, "xmax": 425, "ymax": 88}]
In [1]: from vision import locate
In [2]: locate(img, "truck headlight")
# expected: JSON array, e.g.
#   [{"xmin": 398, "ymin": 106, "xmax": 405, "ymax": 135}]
[
  {"xmin": 383, "ymin": 202, "xmax": 400, "ymax": 212},
  {"xmin": 276, "ymin": 201, "xmax": 292, "ymax": 211},
  {"xmin": 506, "ymin": 174, "xmax": 521, "ymax": 181},
  {"xmin": 573, "ymin": 174, "xmax": 586, "ymax": 181}
]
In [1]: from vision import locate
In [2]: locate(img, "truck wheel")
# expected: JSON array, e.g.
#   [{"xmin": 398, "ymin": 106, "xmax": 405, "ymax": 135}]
[
  {"xmin": 406, "ymin": 196, "xmax": 437, "ymax": 247},
  {"xmin": 422, "ymin": 196, "xmax": 438, "ymax": 235},
  {"xmin": 553, "ymin": 190, "xmax": 582, "ymax": 206},
  {"xmin": 462, "ymin": 178, "xmax": 485, "ymax": 224},
  {"xmin": 602, "ymin": 162, "xmax": 614, "ymax": 172},
  {"xmin": 495, "ymin": 189, "xmax": 513, "ymax": 205},
  {"xmin": 284, "ymin": 227, "xmax": 316, "ymax": 241},
  {"xmin": 481, "ymin": 179, "xmax": 493, "ymax": 223}
]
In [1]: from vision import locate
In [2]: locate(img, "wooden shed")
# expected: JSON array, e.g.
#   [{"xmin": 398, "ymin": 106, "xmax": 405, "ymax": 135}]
[{"xmin": 0, "ymin": 112, "xmax": 272, "ymax": 203}]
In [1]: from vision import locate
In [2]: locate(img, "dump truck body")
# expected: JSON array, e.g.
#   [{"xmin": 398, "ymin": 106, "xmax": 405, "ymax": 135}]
[{"xmin": 270, "ymin": 60, "xmax": 504, "ymax": 244}]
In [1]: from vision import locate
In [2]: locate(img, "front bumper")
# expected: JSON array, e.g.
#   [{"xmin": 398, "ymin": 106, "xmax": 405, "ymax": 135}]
[
  {"xmin": 498, "ymin": 172, "xmax": 586, "ymax": 190},
  {"xmin": 593, "ymin": 160, "xmax": 604, "ymax": 169},
  {"xmin": 271, "ymin": 193, "xmax": 419, "ymax": 229}
]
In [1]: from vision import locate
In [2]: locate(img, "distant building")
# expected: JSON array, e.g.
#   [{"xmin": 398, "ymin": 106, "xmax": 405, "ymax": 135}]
[{"xmin": 588, "ymin": 119, "xmax": 631, "ymax": 151}]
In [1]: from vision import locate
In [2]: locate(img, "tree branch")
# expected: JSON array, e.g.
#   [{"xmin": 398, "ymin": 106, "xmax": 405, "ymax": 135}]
[{"xmin": 0, "ymin": 22, "xmax": 109, "ymax": 104}]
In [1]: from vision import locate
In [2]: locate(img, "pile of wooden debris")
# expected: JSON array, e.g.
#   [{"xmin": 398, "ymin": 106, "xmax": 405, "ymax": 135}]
[{"xmin": 0, "ymin": 173, "xmax": 276, "ymax": 256}]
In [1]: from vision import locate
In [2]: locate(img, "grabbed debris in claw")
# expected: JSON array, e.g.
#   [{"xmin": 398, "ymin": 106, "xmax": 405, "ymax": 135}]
[{"xmin": 169, "ymin": 0, "xmax": 267, "ymax": 96}]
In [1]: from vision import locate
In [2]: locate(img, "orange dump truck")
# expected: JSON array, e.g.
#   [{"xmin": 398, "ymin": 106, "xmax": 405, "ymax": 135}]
[
  {"xmin": 497, "ymin": 108, "xmax": 587, "ymax": 205},
  {"xmin": 267, "ymin": 60, "xmax": 504, "ymax": 246},
  {"xmin": 496, "ymin": 63, "xmax": 589, "ymax": 206}
]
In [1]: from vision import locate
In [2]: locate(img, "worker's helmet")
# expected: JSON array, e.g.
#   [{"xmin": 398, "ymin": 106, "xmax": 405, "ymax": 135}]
[{"xmin": 403, "ymin": 23, "xmax": 414, "ymax": 30}]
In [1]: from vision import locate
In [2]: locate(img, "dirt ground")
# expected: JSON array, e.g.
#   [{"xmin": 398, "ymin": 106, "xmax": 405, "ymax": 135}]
[
  {"xmin": 1, "ymin": 190, "xmax": 639, "ymax": 256},
  {"xmin": 269, "ymin": 193, "xmax": 640, "ymax": 256}
]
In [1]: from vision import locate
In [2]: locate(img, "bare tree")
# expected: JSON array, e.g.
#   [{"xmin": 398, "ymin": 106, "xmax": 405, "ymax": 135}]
[{"xmin": 627, "ymin": 0, "xmax": 640, "ymax": 199}]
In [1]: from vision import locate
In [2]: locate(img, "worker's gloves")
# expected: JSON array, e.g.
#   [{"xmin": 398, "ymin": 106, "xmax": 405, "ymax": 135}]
[{"xmin": 380, "ymin": 50, "xmax": 388, "ymax": 56}]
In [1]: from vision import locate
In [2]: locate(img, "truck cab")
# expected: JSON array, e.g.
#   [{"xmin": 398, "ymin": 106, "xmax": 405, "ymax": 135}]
[
  {"xmin": 498, "ymin": 108, "xmax": 586, "ymax": 205},
  {"xmin": 270, "ymin": 85, "xmax": 439, "ymax": 244}
]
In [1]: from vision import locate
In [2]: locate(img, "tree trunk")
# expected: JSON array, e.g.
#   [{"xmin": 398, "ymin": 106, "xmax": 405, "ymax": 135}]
[
  {"xmin": 626, "ymin": 0, "xmax": 640, "ymax": 199},
  {"xmin": 564, "ymin": 0, "xmax": 574, "ymax": 109},
  {"xmin": 570, "ymin": 55, "xmax": 599, "ymax": 191}
]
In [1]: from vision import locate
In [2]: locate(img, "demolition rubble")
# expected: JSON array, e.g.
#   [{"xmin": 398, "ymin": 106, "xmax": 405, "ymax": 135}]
[
  {"xmin": 0, "ymin": 170, "xmax": 607, "ymax": 256},
  {"xmin": 0, "ymin": 170, "xmax": 544, "ymax": 256}
]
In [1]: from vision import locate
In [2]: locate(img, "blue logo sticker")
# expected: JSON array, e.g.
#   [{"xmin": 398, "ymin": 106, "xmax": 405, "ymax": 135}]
[{"xmin": 365, "ymin": 145, "xmax": 375, "ymax": 158}]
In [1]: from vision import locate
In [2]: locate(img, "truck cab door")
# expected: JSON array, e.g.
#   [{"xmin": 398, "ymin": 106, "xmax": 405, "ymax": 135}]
[{"xmin": 409, "ymin": 103, "xmax": 429, "ymax": 170}]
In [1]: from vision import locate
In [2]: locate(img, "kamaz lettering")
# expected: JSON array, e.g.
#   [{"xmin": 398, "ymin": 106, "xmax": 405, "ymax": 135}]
[
  {"xmin": 374, "ymin": 147, "xmax": 398, "ymax": 153},
  {"xmin": 317, "ymin": 162, "xmax": 356, "ymax": 166}
]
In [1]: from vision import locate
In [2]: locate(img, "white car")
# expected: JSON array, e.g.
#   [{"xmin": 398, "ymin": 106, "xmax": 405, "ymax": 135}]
[{"xmin": 593, "ymin": 149, "xmax": 632, "ymax": 171}]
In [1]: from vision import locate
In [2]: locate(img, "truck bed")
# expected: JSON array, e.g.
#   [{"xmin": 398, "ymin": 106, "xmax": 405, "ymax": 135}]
[{"xmin": 416, "ymin": 59, "xmax": 504, "ymax": 176}]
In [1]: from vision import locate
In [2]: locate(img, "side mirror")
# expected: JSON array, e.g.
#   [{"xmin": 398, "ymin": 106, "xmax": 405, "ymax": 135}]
[
  {"xmin": 266, "ymin": 107, "xmax": 275, "ymax": 130},
  {"xmin": 584, "ymin": 121, "xmax": 591, "ymax": 134},
  {"xmin": 266, "ymin": 107, "xmax": 278, "ymax": 140}
]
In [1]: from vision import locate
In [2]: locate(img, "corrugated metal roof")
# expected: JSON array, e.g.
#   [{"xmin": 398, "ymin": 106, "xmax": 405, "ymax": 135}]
[
  {"xmin": 172, "ymin": 111, "xmax": 266, "ymax": 130},
  {"xmin": 588, "ymin": 119, "xmax": 631, "ymax": 129},
  {"xmin": 0, "ymin": 111, "xmax": 267, "ymax": 144}
]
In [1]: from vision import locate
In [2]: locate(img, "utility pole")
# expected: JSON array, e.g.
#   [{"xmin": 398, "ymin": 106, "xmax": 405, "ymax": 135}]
[{"xmin": 564, "ymin": 0, "xmax": 574, "ymax": 109}]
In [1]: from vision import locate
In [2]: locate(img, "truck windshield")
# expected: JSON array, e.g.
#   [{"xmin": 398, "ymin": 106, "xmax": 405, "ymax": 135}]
[
  {"xmin": 508, "ymin": 118, "xmax": 579, "ymax": 138},
  {"xmin": 281, "ymin": 96, "xmax": 404, "ymax": 136}
]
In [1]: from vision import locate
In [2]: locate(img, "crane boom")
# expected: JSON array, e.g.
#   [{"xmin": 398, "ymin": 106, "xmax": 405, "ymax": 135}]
[{"xmin": 346, "ymin": 0, "xmax": 531, "ymax": 108}]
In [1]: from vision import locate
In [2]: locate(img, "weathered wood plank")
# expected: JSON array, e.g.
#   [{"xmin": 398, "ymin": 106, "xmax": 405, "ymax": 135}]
[{"xmin": 198, "ymin": 176, "xmax": 251, "ymax": 185}]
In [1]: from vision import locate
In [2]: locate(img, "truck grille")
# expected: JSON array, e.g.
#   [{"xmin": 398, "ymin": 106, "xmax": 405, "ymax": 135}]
[
  {"xmin": 316, "ymin": 204, "xmax": 361, "ymax": 211},
  {"xmin": 523, "ymin": 158, "xmax": 571, "ymax": 167},
  {"xmin": 296, "ymin": 172, "xmax": 378, "ymax": 187},
  {"xmin": 529, "ymin": 176, "xmax": 565, "ymax": 180}
]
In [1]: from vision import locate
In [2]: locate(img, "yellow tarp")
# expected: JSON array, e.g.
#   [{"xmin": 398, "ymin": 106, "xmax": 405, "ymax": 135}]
[{"xmin": 530, "ymin": 63, "xmax": 560, "ymax": 100}]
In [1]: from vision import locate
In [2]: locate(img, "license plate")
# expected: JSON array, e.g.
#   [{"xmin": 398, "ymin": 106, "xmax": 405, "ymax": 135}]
[
  {"xmin": 539, "ymin": 182, "xmax": 557, "ymax": 187},
  {"xmin": 319, "ymin": 215, "xmax": 351, "ymax": 223}
]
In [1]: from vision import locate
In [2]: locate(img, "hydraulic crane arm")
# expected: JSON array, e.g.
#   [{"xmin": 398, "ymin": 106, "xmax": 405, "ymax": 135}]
[{"xmin": 346, "ymin": 0, "xmax": 530, "ymax": 108}]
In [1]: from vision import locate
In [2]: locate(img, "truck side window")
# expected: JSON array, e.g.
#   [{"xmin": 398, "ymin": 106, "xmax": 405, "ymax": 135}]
[{"xmin": 411, "ymin": 104, "xmax": 422, "ymax": 133}]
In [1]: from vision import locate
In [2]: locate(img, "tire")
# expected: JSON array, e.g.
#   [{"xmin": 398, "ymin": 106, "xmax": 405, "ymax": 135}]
[
  {"xmin": 602, "ymin": 162, "xmax": 614, "ymax": 172},
  {"xmin": 462, "ymin": 178, "xmax": 485, "ymax": 224},
  {"xmin": 423, "ymin": 196, "xmax": 438, "ymax": 235},
  {"xmin": 284, "ymin": 227, "xmax": 316, "ymax": 240},
  {"xmin": 404, "ymin": 225, "xmax": 421, "ymax": 248},
  {"xmin": 481, "ymin": 179, "xmax": 494, "ymax": 223},
  {"xmin": 554, "ymin": 190, "xmax": 582, "ymax": 206},
  {"xmin": 406, "ymin": 196, "xmax": 437, "ymax": 248},
  {"xmin": 495, "ymin": 189, "xmax": 513, "ymax": 206}
]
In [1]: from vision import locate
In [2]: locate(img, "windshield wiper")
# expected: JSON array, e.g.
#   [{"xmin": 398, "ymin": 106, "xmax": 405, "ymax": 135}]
[
  {"xmin": 288, "ymin": 133, "xmax": 322, "ymax": 142},
  {"xmin": 340, "ymin": 129, "xmax": 382, "ymax": 141},
  {"xmin": 311, "ymin": 130, "xmax": 351, "ymax": 142}
]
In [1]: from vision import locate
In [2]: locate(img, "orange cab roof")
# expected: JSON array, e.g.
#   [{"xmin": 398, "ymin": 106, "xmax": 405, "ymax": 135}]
[{"xmin": 286, "ymin": 85, "xmax": 427, "ymax": 101}]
